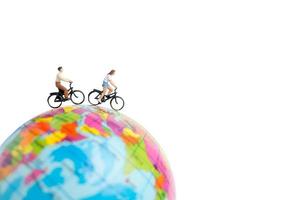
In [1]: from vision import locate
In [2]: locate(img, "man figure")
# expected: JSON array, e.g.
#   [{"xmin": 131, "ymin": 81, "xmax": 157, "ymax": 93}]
[{"xmin": 55, "ymin": 66, "xmax": 72, "ymax": 100}]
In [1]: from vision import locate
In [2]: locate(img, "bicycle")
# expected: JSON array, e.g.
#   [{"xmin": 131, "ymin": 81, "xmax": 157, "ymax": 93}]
[
  {"xmin": 47, "ymin": 83, "xmax": 85, "ymax": 108},
  {"xmin": 88, "ymin": 88, "xmax": 125, "ymax": 111}
]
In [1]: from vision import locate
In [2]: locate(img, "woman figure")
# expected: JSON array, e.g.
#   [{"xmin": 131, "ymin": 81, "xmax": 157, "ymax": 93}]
[{"xmin": 99, "ymin": 69, "xmax": 117, "ymax": 103}]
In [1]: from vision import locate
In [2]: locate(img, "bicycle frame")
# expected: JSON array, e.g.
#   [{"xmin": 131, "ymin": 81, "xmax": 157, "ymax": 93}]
[
  {"xmin": 105, "ymin": 91, "xmax": 117, "ymax": 99},
  {"xmin": 50, "ymin": 83, "xmax": 74, "ymax": 99},
  {"xmin": 92, "ymin": 89, "xmax": 117, "ymax": 102},
  {"xmin": 48, "ymin": 83, "xmax": 85, "ymax": 108},
  {"xmin": 68, "ymin": 86, "xmax": 74, "ymax": 96}
]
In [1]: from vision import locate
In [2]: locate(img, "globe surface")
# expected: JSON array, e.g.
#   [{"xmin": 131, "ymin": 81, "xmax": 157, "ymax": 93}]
[{"xmin": 0, "ymin": 106, "xmax": 175, "ymax": 200}]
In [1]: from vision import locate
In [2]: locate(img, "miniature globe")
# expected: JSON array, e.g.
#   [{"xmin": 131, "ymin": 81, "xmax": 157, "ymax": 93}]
[{"xmin": 0, "ymin": 106, "xmax": 175, "ymax": 200}]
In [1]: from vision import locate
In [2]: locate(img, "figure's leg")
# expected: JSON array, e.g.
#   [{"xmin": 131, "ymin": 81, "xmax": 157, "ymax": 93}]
[
  {"xmin": 56, "ymin": 82, "xmax": 68, "ymax": 99},
  {"xmin": 99, "ymin": 88, "xmax": 108, "ymax": 102},
  {"xmin": 64, "ymin": 89, "xmax": 69, "ymax": 99},
  {"xmin": 108, "ymin": 86, "xmax": 113, "ymax": 95}
]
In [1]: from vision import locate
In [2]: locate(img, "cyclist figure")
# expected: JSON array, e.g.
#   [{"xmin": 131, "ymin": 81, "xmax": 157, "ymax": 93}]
[
  {"xmin": 99, "ymin": 69, "xmax": 117, "ymax": 103},
  {"xmin": 55, "ymin": 66, "xmax": 72, "ymax": 100}
]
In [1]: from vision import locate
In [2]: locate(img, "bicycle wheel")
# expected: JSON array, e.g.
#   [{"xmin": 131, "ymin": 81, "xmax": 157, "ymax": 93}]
[
  {"xmin": 110, "ymin": 96, "xmax": 125, "ymax": 111},
  {"xmin": 88, "ymin": 90, "xmax": 101, "ymax": 106},
  {"xmin": 47, "ymin": 93, "xmax": 63, "ymax": 108},
  {"xmin": 70, "ymin": 90, "xmax": 85, "ymax": 105}
]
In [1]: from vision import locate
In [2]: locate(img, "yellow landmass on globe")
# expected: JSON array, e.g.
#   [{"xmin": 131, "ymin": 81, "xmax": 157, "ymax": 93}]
[
  {"xmin": 45, "ymin": 131, "xmax": 66, "ymax": 145},
  {"xmin": 35, "ymin": 117, "xmax": 53, "ymax": 123},
  {"xmin": 121, "ymin": 128, "xmax": 140, "ymax": 145},
  {"xmin": 80, "ymin": 125, "xmax": 110, "ymax": 138}
]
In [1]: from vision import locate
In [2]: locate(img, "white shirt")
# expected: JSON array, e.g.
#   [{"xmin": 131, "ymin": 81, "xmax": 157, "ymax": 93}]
[
  {"xmin": 103, "ymin": 75, "xmax": 111, "ymax": 83},
  {"xmin": 56, "ymin": 72, "xmax": 71, "ymax": 82}
]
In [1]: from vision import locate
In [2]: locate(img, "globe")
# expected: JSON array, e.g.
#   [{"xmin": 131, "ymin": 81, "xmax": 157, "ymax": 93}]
[{"xmin": 0, "ymin": 106, "xmax": 175, "ymax": 200}]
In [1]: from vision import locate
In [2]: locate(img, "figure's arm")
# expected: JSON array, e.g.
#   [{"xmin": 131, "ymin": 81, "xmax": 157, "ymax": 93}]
[
  {"xmin": 109, "ymin": 79, "xmax": 117, "ymax": 88},
  {"xmin": 58, "ymin": 73, "xmax": 72, "ymax": 82}
]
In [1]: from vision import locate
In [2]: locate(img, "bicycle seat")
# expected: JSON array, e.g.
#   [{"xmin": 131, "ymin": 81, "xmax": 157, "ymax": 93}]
[{"xmin": 93, "ymin": 89, "xmax": 102, "ymax": 93}]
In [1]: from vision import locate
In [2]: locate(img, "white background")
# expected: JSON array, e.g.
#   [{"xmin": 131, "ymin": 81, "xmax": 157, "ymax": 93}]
[{"xmin": 0, "ymin": 0, "xmax": 300, "ymax": 199}]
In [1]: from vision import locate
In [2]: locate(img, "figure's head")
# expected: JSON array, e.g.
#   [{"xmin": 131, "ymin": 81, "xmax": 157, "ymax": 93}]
[
  {"xmin": 108, "ymin": 69, "xmax": 116, "ymax": 75},
  {"xmin": 58, "ymin": 66, "xmax": 63, "ymax": 72}
]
